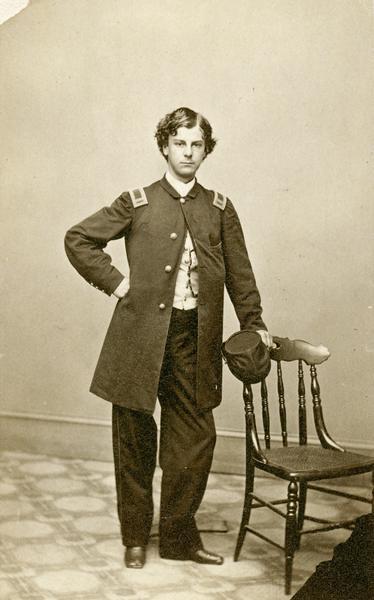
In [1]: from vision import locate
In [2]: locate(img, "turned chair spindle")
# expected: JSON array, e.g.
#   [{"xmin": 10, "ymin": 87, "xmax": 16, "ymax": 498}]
[{"xmin": 233, "ymin": 336, "xmax": 374, "ymax": 595}]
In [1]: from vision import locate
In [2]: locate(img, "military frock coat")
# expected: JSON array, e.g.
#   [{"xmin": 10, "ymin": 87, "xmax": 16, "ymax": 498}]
[{"xmin": 65, "ymin": 176, "xmax": 266, "ymax": 413}]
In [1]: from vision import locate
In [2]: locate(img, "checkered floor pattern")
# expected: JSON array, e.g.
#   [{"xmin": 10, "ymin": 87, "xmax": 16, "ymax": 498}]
[{"xmin": 0, "ymin": 451, "xmax": 369, "ymax": 599}]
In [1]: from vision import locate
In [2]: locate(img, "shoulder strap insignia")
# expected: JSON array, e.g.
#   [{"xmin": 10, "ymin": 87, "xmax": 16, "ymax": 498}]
[
  {"xmin": 129, "ymin": 187, "xmax": 148, "ymax": 208},
  {"xmin": 213, "ymin": 191, "xmax": 227, "ymax": 211}
]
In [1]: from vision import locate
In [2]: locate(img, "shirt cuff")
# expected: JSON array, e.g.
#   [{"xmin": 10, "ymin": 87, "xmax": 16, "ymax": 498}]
[{"xmin": 112, "ymin": 276, "xmax": 129, "ymax": 298}]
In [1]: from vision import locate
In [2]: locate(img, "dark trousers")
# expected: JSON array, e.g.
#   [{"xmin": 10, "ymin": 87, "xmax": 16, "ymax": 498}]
[{"xmin": 112, "ymin": 308, "xmax": 216, "ymax": 554}]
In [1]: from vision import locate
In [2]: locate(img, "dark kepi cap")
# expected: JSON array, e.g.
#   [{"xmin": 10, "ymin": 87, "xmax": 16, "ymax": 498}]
[{"xmin": 222, "ymin": 330, "xmax": 271, "ymax": 384}]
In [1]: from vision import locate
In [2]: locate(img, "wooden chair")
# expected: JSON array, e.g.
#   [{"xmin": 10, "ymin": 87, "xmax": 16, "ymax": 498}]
[{"xmin": 233, "ymin": 337, "xmax": 374, "ymax": 595}]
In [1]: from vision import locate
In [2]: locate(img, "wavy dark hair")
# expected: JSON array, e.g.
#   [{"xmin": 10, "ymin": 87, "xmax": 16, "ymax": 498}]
[{"xmin": 155, "ymin": 107, "xmax": 217, "ymax": 159}]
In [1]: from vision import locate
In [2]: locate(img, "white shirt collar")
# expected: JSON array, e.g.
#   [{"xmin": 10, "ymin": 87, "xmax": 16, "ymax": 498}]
[{"xmin": 165, "ymin": 170, "xmax": 196, "ymax": 197}]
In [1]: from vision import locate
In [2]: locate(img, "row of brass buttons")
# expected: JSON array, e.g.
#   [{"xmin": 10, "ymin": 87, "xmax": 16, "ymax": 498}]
[{"xmin": 159, "ymin": 230, "xmax": 180, "ymax": 309}]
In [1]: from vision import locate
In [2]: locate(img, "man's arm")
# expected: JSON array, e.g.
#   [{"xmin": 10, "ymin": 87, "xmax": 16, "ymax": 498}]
[
  {"xmin": 64, "ymin": 193, "xmax": 134, "ymax": 296},
  {"xmin": 221, "ymin": 199, "xmax": 268, "ymax": 334}
]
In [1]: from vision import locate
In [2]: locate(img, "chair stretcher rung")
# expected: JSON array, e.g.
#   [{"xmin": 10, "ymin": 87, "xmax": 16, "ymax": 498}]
[
  {"xmin": 307, "ymin": 484, "xmax": 371, "ymax": 504},
  {"xmin": 245, "ymin": 526, "xmax": 284, "ymax": 551},
  {"xmin": 251, "ymin": 494, "xmax": 287, "ymax": 518},
  {"xmin": 252, "ymin": 499, "xmax": 287, "ymax": 509},
  {"xmin": 300, "ymin": 519, "xmax": 356, "ymax": 535},
  {"xmin": 304, "ymin": 514, "xmax": 336, "ymax": 525},
  {"xmin": 303, "ymin": 515, "xmax": 361, "ymax": 527}
]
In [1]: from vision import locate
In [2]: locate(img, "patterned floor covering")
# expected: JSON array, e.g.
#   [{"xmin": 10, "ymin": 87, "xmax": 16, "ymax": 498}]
[{"xmin": 0, "ymin": 450, "xmax": 370, "ymax": 599}]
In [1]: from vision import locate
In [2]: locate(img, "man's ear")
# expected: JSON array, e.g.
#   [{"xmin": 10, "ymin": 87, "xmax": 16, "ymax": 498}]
[{"xmin": 162, "ymin": 145, "xmax": 169, "ymax": 157}]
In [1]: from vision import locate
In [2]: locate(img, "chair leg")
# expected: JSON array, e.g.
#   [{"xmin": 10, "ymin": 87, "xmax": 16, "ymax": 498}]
[
  {"xmin": 285, "ymin": 480, "xmax": 298, "ymax": 595},
  {"xmin": 296, "ymin": 482, "xmax": 307, "ymax": 549},
  {"xmin": 234, "ymin": 461, "xmax": 255, "ymax": 561}
]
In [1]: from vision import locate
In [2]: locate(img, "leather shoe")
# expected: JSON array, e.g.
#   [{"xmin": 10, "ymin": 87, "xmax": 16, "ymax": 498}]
[
  {"xmin": 160, "ymin": 547, "xmax": 224, "ymax": 565},
  {"xmin": 124, "ymin": 546, "xmax": 146, "ymax": 569},
  {"xmin": 189, "ymin": 548, "xmax": 224, "ymax": 565}
]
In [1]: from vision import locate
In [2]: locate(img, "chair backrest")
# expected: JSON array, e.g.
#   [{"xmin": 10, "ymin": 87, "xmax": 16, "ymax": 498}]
[{"xmin": 242, "ymin": 337, "xmax": 344, "ymax": 462}]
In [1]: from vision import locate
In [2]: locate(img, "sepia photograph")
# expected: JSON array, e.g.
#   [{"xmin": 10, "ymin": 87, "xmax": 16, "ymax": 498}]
[{"xmin": 1, "ymin": 1, "xmax": 373, "ymax": 598}]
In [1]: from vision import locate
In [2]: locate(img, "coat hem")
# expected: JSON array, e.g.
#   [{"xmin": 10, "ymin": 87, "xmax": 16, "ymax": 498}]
[{"xmin": 89, "ymin": 382, "xmax": 155, "ymax": 414}]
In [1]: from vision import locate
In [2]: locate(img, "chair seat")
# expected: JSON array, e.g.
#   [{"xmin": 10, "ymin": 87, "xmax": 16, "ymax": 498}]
[
  {"xmin": 258, "ymin": 446, "xmax": 374, "ymax": 480},
  {"xmin": 233, "ymin": 345, "xmax": 374, "ymax": 594}
]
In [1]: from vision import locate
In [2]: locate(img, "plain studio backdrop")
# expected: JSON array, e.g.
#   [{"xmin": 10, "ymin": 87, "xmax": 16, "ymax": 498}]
[{"xmin": 0, "ymin": 0, "xmax": 373, "ymax": 469}]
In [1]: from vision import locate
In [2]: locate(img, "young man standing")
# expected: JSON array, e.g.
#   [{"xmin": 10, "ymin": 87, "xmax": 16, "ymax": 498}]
[{"xmin": 65, "ymin": 107, "xmax": 272, "ymax": 569}]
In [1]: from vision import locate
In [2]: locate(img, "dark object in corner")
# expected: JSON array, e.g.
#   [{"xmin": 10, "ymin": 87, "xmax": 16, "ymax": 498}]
[{"xmin": 291, "ymin": 513, "xmax": 374, "ymax": 600}]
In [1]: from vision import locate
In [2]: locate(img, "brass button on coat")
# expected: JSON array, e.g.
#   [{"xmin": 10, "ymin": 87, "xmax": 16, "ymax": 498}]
[
  {"xmin": 170, "ymin": 232, "xmax": 178, "ymax": 240},
  {"xmin": 180, "ymin": 197, "xmax": 186, "ymax": 204},
  {"xmin": 66, "ymin": 176, "xmax": 267, "ymax": 414},
  {"xmin": 159, "ymin": 303, "xmax": 166, "ymax": 310},
  {"xmin": 164, "ymin": 265, "xmax": 172, "ymax": 272}
]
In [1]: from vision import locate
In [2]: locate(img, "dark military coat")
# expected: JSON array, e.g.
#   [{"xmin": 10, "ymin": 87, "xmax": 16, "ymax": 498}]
[{"xmin": 65, "ymin": 176, "xmax": 266, "ymax": 413}]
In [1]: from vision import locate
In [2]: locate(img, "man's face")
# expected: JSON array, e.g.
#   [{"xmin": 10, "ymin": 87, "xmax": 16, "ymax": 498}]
[{"xmin": 163, "ymin": 125, "xmax": 206, "ymax": 182}]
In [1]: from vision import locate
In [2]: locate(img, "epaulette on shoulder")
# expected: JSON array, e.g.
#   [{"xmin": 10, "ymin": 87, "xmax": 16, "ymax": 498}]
[
  {"xmin": 212, "ymin": 190, "xmax": 227, "ymax": 211},
  {"xmin": 129, "ymin": 187, "xmax": 148, "ymax": 208}
]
